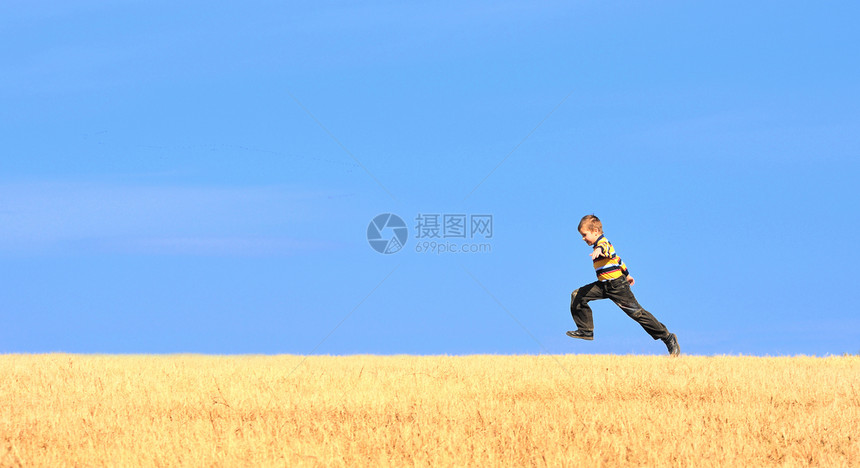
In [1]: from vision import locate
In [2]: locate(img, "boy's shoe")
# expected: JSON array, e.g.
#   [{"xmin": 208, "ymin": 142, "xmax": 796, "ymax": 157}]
[
  {"xmin": 566, "ymin": 330, "xmax": 594, "ymax": 341},
  {"xmin": 663, "ymin": 333, "xmax": 680, "ymax": 356}
]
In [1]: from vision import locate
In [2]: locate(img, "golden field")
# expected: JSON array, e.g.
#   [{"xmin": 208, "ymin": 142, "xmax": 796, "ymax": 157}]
[{"xmin": 1, "ymin": 354, "xmax": 858, "ymax": 467}]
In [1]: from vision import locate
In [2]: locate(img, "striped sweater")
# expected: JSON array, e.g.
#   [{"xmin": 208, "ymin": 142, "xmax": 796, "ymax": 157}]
[{"xmin": 591, "ymin": 235, "xmax": 629, "ymax": 281}]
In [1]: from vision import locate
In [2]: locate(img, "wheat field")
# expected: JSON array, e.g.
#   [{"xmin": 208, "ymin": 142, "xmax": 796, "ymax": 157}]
[{"xmin": 1, "ymin": 354, "xmax": 858, "ymax": 467}]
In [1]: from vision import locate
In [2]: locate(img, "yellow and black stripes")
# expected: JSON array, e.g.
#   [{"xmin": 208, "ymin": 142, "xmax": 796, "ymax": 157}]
[{"xmin": 592, "ymin": 235, "xmax": 629, "ymax": 281}]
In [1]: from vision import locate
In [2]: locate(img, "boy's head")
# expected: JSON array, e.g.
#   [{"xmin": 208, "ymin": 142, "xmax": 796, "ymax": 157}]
[{"xmin": 578, "ymin": 214, "xmax": 603, "ymax": 245}]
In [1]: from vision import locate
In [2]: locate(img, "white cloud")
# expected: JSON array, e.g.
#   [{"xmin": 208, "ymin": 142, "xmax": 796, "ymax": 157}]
[
  {"xmin": 118, "ymin": 236, "xmax": 337, "ymax": 256},
  {"xmin": 0, "ymin": 180, "xmax": 346, "ymax": 255}
]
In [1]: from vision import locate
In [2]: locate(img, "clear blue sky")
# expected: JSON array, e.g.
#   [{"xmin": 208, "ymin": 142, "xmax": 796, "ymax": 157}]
[{"xmin": 2, "ymin": 1, "xmax": 858, "ymax": 356}]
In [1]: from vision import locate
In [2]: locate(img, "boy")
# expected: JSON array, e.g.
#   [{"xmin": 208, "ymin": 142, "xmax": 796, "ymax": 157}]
[{"xmin": 567, "ymin": 215, "xmax": 680, "ymax": 356}]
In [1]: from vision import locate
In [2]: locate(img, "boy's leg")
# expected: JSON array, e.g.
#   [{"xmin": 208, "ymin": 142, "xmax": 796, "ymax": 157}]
[
  {"xmin": 604, "ymin": 278, "xmax": 670, "ymax": 340},
  {"xmin": 570, "ymin": 282, "xmax": 606, "ymax": 332}
]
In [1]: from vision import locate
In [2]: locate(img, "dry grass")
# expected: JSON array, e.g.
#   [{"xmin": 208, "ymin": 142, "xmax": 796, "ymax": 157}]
[{"xmin": 1, "ymin": 354, "xmax": 858, "ymax": 467}]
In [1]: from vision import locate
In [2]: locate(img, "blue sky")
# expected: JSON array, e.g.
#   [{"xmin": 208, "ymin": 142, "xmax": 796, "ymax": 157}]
[{"xmin": 2, "ymin": 1, "xmax": 858, "ymax": 356}]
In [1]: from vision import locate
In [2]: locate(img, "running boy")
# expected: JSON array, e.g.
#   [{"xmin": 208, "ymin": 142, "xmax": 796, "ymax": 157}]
[{"xmin": 567, "ymin": 215, "xmax": 680, "ymax": 356}]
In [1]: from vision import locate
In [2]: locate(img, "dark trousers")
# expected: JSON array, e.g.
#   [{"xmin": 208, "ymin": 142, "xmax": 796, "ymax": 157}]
[{"xmin": 570, "ymin": 277, "xmax": 670, "ymax": 340}]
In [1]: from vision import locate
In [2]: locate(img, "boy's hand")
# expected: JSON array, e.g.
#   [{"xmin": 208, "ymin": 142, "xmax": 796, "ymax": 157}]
[
  {"xmin": 626, "ymin": 275, "xmax": 635, "ymax": 286},
  {"xmin": 589, "ymin": 248, "xmax": 601, "ymax": 260}
]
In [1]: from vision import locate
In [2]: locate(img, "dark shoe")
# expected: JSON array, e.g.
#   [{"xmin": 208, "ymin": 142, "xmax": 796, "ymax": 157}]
[
  {"xmin": 663, "ymin": 333, "xmax": 680, "ymax": 356},
  {"xmin": 566, "ymin": 330, "xmax": 594, "ymax": 341}
]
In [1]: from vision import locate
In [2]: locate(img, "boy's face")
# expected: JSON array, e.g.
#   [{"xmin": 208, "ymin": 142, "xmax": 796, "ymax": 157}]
[{"xmin": 579, "ymin": 229, "xmax": 601, "ymax": 246}]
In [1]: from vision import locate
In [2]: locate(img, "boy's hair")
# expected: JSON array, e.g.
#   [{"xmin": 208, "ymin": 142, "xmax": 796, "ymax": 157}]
[{"xmin": 578, "ymin": 214, "xmax": 603, "ymax": 234}]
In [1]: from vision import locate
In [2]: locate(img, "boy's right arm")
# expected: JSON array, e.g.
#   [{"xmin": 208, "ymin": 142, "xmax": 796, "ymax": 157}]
[{"xmin": 589, "ymin": 242, "xmax": 606, "ymax": 260}]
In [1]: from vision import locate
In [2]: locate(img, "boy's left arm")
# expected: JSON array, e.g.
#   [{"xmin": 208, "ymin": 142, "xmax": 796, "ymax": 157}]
[{"xmin": 621, "ymin": 260, "xmax": 634, "ymax": 285}]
